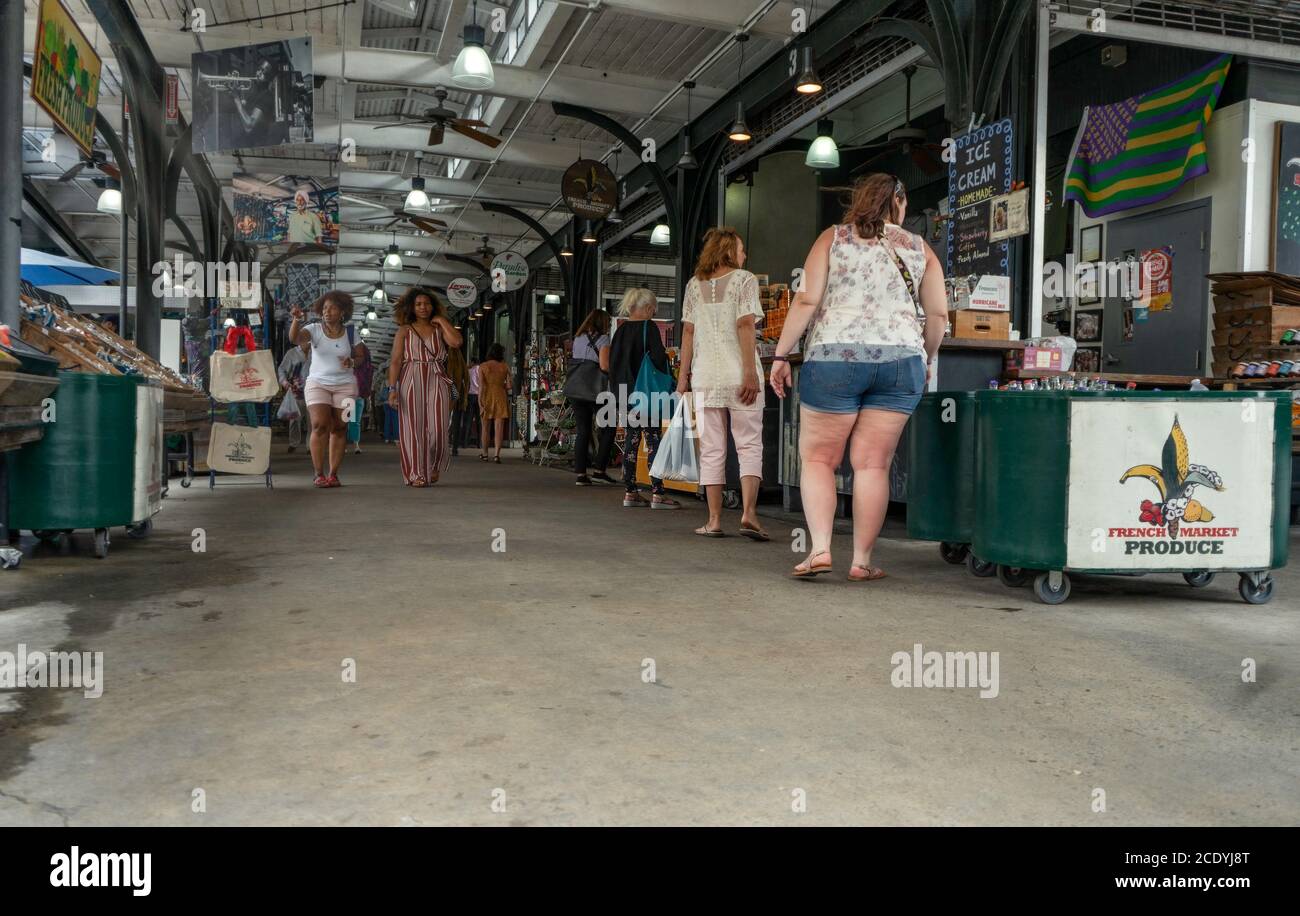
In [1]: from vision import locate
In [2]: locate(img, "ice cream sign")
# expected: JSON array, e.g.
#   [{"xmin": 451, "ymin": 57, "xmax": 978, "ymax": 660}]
[{"xmin": 1065, "ymin": 400, "xmax": 1277, "ymax": 569}]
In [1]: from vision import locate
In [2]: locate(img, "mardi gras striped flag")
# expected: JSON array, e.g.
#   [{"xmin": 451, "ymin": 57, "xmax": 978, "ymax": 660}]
[{"xmin": 1065, "ymin": 55, "xmax": 1231, "ymax": 217}]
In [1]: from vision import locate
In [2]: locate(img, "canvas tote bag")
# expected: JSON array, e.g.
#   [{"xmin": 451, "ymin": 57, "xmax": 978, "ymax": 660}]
[
  {"xmin": 209, "ymin": 350, "xmax": 280, "ymax": 402},
  {"xmin": 206, "ymin": 422, "xmax": 272, "ymax": 475}
]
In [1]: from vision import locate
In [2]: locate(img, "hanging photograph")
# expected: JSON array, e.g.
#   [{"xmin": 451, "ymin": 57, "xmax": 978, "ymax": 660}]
[
  {"xmin": 191, "ymin": 37, "xmax": 314, "ymax": 154},
  {"xmin": 1272, "ymin": 122, "xmax": 1300, "ymax": 275},
  {"xmin": 1074, "ymin": 310, "xmax": 1102, "ymax": 343},
  {"xmin": 1074, "ymin": 348, "xmax": 1101, "ymax": 373},
  {"xmin": 31, "ymin": 0, "xmax": 102, "ymax": 156},
  {"xmin": 232, "ymin": 174, "xmax": 339, "ymax": 246},
  {"xmin": 989, "ymin": 187, "xmax": 1029, "ymax": 242}
]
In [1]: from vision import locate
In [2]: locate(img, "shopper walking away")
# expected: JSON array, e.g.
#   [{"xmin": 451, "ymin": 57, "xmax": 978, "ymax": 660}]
[
  {"xmin": 568, "ymin": 308, "xmax": 617, "ymax": 486},
  {"xmin": 446, "ymin": 344, "xmax": 471, "ymax": 456},
  {"xmin": 769, "ymin": 174, "xmax": 946, "ymax": 579},
  {"xmin": 277, "ymin": 328, "xmax": 312, "ymax": 451},
  {"xmin": 289, "ymin": 291, "xmax": 367, "ymax": 488},
  {"xmin": 347, "ymin": 341, "xmax": 374, "ymax": 454},
  {"xmin": 609, "ymin": 288, "xmax": 679, "ymax": 509},
  {"xmin": 678, "ymin": 227, "xmax": 766, "ymax": 538},
  {"xmin": 387, "ymin": 287, "xmax": 464, "ymax": 486},
  {"xmin": 477, "ymin": 344, "xmax": 512, "ymax": 463},
  {"xmin": 456, "ymin": 360, "xmax": 481, "ymax": 454}
]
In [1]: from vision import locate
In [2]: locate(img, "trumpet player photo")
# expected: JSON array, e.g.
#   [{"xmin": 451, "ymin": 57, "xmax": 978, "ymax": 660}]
[{"xmin": 191, "ymin": 37, "xmax": 314, "ymax": 154}]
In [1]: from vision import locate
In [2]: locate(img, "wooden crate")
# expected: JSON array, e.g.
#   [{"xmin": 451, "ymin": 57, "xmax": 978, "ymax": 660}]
[{"xmin": 949, "ymin": 309, "xmax": 1010, "ymax": 340}]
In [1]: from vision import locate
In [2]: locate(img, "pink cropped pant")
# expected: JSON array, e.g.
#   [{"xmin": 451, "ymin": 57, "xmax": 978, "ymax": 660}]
[{"xmin": 694, "ymin": 400, "xmax": 764, "ymax": 486}]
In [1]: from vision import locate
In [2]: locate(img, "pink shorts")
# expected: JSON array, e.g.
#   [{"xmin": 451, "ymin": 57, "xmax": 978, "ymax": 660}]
[{"xmin": 303, "ymin": 378, "xmax": 358, "ymax": 409}]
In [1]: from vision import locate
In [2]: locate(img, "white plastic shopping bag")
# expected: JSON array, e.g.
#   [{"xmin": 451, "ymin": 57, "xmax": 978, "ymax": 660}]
[
  {"xmin": 206, "ymin": 422, "xmax": 272, "ymax": 475},
  {"xmin": 277, "ymin": 389, "xmax": 300, "ymax": 421},
  {"xmin": 649, "ymin": 394, "xmax": 700, "ymax": 482}
]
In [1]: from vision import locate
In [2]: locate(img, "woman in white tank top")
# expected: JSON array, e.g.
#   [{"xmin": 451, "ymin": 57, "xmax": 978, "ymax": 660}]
[{"xmin": 768, "ymin": 174, "xmax": 948, "ymax": 580}]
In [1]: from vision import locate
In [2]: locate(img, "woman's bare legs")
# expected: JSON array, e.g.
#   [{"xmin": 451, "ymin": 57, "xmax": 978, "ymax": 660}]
[
  {"xmin": 307, "ymin": 403, "xmax": 333, "ymax": 476},
  {"xmin": 797, "ymin": 405, "xmax": 857, "ymax": 565},
  {"xmin": 848, "ymin": 408, "xmax": 910, "ymax": 570},
  {"xmin": 329, "ymin": 407, "xmax": 348, "ymax": 475},
  {"xmin": 480, "ymin": 414, "xmax": 490, "ymax": 458},
  {"xmin": 493, "ymin": 418, "xmax": 507, "ymax": 458}
]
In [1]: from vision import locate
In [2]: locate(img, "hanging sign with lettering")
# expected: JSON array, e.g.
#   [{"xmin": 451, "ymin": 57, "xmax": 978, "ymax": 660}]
[{"xmin": 947, "ymin": 118, "xmax": 1013, "ymax": 278}]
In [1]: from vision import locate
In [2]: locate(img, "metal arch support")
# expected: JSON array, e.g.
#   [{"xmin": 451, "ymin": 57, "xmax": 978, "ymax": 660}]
[
  {"xmin": 444, "ymin": 253, "xmax": 490, "ymax": 279},
  {"xmin": 480, "ymin": 201, "xmax": 574, "ymax": 307},
  {"xmin": 684, "ymin": 133, "xmax": 728, "ymax": 262},
  {"xmin": 551, "ymin": 102, "xmax": 679, "ymax": 255}
]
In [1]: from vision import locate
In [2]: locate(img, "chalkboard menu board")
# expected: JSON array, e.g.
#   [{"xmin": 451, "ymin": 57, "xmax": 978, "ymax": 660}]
[
  {"xmin": 1273, "ymin": 121, "xmax": 1300, "ymax": 275},
  {"xmin": 947, "ymin": 118, "xmax": 1013, "ymax": 277}
]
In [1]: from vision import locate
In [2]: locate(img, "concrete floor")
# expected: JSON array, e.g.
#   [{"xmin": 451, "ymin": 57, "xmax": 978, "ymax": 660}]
[{"xmin": 1, "ymin": 439, "xmax": 1297, "ymax": 826}]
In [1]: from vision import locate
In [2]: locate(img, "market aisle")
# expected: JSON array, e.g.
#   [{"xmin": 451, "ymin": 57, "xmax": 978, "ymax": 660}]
[{"xmin": 1, "ymin": 441, "xmax": 1297, "ymax": 826}]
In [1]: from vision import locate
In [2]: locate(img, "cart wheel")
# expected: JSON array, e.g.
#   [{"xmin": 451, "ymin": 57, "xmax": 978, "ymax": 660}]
[
  {"xmin": 1, "ymin": 552, "xmax": 19, "ymax": 570},
  {"xmin": 126, "ymin": 519, "xmax": 152, "ymax": 539},
  {"xmin": 1183, "ymin": 571, "xmax": 1216, "ymax": 588},
  {"xmin": 997, "ymin": 565, "xmax": 1034, "ymax": 588},
  {"xmin": 180, "ymin": 477, "xmax": 192, "ymax": 488},
  {"xmin": 966, "ymin": 553, "xmax": 996, "ymax": 577},
  {"xmin": 722, "ymin": 489, "xmax": 741, "ymax": 509},
  {"xmin": 1238, "ymin": 574, "xmax": 1274, "ymax": 605},
  {"xmin": 92, "ymin": 528, "xmax": 110, "ymax": 559},
  {"xmin": 939, "ymin": 542, "xmax": 969, "ymax": 565},
  {"xmin": 1032, "ymin": 571, "xmax": 1071, "ymax": 605}
]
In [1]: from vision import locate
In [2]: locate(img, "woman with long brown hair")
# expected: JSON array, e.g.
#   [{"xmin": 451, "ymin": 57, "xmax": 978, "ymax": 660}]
[
  {"xmin": 676, "ymin": 227, "xmax": 767, "ymax": 538},
  {"xmin": 289, "ymin": 290, "xmax": 366, "ymax": 488},
  {"xmin": 386, "ymin": 286, "xmax": 463, "ymax": 486},
  {"xmin": 769, "ymin": 174, "xmax": 947, "ymax": 579}
]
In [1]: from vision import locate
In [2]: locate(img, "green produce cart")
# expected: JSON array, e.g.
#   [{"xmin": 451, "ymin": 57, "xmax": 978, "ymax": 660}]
[
  {"xmin": 973, "ymin": 390, "xmax": 1290, "ymax": 605},
  {"xmin": 906, "ymin": 391, "xmax": 1001, "ymax": 578},
  {"xmin": 7, "ymin": 371, "xmax": 164, "ymax": 559}
]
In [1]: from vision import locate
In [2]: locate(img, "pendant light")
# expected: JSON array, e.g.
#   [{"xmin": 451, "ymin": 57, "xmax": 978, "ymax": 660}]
[
  {"xmin": 606, "ymin": 150, "xmax": 624, "ymax": 223},
  {"xmin": 805, "ymin": 119, "xmax": 839, "ymax": 169},
  {"xmin": 650, "ymin": 223, "xmax": 671, "ymax": 246},
  {"xmin": 544, "ymin": 293, "xmax": 561, "ymax": 305},
  {"xmin": 452, "ymin": 0, "xmax": 495, "ymax": 90},
  {"xmin": 404, "ymin": 152, "xmax": 430, "ymax": 211},
  {"xmin": 366, "ymin": 307, "xmax": 378, "ymax": 320},
  {"xmin": 581, "ymin": 220, "xmax": 598, "ymax": 244},
  {"xmin": 360, "ymin": 326, "xmax": 372, "ymax": 337},
  {"xmin": 795, "ymin": 46, "xmax": 823, "ymax": 95},
  {"xmin": 371, "ymin": 280, "xmax": 384, "ymax": 301},
  {"xmin": 97, "ymin": 178, "xmax": 122, "ymax": 214},
  {"xmin": 383, "ymin": 233, "xmax": 403, "ymax": 270},
  {"xmin": 676, "ymin": 81, "xmax": 698, "ymax": 169},
  {"xmin": 560, "ymin": 225, "xmax": 574, "ymax": 258},
  {"xmin": 727, "ymin": 34, "xmax": 752, "ymax": 144}
]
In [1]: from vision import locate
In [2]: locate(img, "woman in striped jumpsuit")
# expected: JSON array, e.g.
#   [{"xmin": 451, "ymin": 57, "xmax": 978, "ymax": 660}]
[{"xmin": 386, "ymin": 287, "xmax": 464, "ymax": 486}]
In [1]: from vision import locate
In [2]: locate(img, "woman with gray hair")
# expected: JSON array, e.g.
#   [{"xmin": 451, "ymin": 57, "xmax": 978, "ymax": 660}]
[{"xmin": 608, "ymin": 288, "xmax": 679, "ymax": 509}]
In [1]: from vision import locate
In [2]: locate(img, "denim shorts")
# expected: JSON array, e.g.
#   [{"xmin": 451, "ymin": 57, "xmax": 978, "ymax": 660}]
[{"xmin": 799, "ymin": 356, "xmax": 926, "ymax": 415}]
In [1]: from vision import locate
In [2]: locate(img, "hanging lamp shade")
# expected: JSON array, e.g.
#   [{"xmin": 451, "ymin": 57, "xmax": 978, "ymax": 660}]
[
  {"xmin": 581, "ymin": 220, "xmax": 598, "ymax": 243},
  {"xmin": 727, "ymin": 99, "xmax": 752, "ymax": 143},
  {"xmin": 795, "ymin": 46, "xmax": 823, "ymax": 95},
  {"xmin": 371, "ymin": 282, "xmax": 384, "ymax": 301},
  {"xmin": 404, "ymin": 176, "xmax": 430, "ymax": 211},
  {"xmin": 452, "ymin": 21, "xmax": 494, "ymax": 90},
  {"xmin": 805, "ymin": 120, "xmax": 839, "ymax": 169},
  {"xmin": 383, "ymin": 244, "xmax": 403, "ymax": 270},
  {"xmin": 366, "ymin": 308, "xmax": 378, "ymax": 320},
  {"xmin": 96, "ymin": 179, "xmax": 122, "ymax": 215},
  {"xmin": 543, "ymin": 293, "xmax": 561, "ymax": 305},
  {"xmin": 677, "ymin": 81, "xmax": 699, "ymax": 168},
  {"xmin": 360, "ymin": 326, "xmax": 372, "ymax": 337},
  {"xmin": 650, "ymin": 223, "xmax": 671, "ymax": 246}
]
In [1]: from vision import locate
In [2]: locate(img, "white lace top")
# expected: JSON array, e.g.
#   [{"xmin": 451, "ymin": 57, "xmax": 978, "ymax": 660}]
[
  {"xmin": 682, "ymin": 269, "xmax": 765, "ymax": 411},
  {"xmin": 805, "ymin": 223, "xmax": 928, "ymax": 362}
]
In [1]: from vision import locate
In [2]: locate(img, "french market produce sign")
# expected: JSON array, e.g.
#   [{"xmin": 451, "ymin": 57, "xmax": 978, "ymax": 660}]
[
  {"xmin": 489, "ymin": 251, "xmax": 528, "ymax": 292},
  {"xmin": 1065, "ymin": 400, "xmax": 1276, "ymax": 569},
  {"xmin": 446, "ymin": 278, "xmax": 478, "ymax": 307},
  {"xmin": 31, "ymin": 0, "xmax": 102, "ymax": 156},
  {"xmin": 947, "ymin": 118, "xmax": 1012, "ymax": 277},
  {"xmin": 561, "ymin": 159, "xmax": 617, "ymax": 220}
]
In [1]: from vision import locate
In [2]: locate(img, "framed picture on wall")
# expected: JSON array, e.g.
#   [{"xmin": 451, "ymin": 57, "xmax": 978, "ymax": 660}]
[
  {"xmin": 1080, "ymin": 224, "xmax": 1103, "ymax": 263},
  {"xmin": 1074, "ymin": 347, "xmax": 1101, "ymax": 373},
  {"xmin": 1272, "ymin": 122, "xmax": 1300, "ymax": 275},
  {"xmin": 1074, "ymin": 310, "xmax": 1103, "ymax": 342}
]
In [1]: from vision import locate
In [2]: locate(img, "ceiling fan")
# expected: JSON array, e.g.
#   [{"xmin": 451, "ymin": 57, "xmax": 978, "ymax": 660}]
[
  {"xmin": 356, "ymin": 205, "xmax": 448, "ymax": 235},
  {"xmin": 372, "ymin": 87, "xmax": 502, "ymax": 149},
  {"xmin": 472, "ymin": 235, "xmax": 496, "ymax": 264},
  {"xmin": 58, "ymin": 149, "xmax": 120, "ymax": 182},
  {"xmin": 843, "ymin": 66, "xmax": 945, "ymax": 175}
]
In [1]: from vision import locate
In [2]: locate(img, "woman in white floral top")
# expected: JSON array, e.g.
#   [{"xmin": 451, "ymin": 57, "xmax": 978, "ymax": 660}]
[
  {"xmin": 769, "ymin": 174, "xmax": 947, "ymax": 580},
  {"xmin": 677, "ymin": 228, "xmax": 767, "ymax": 540}
]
